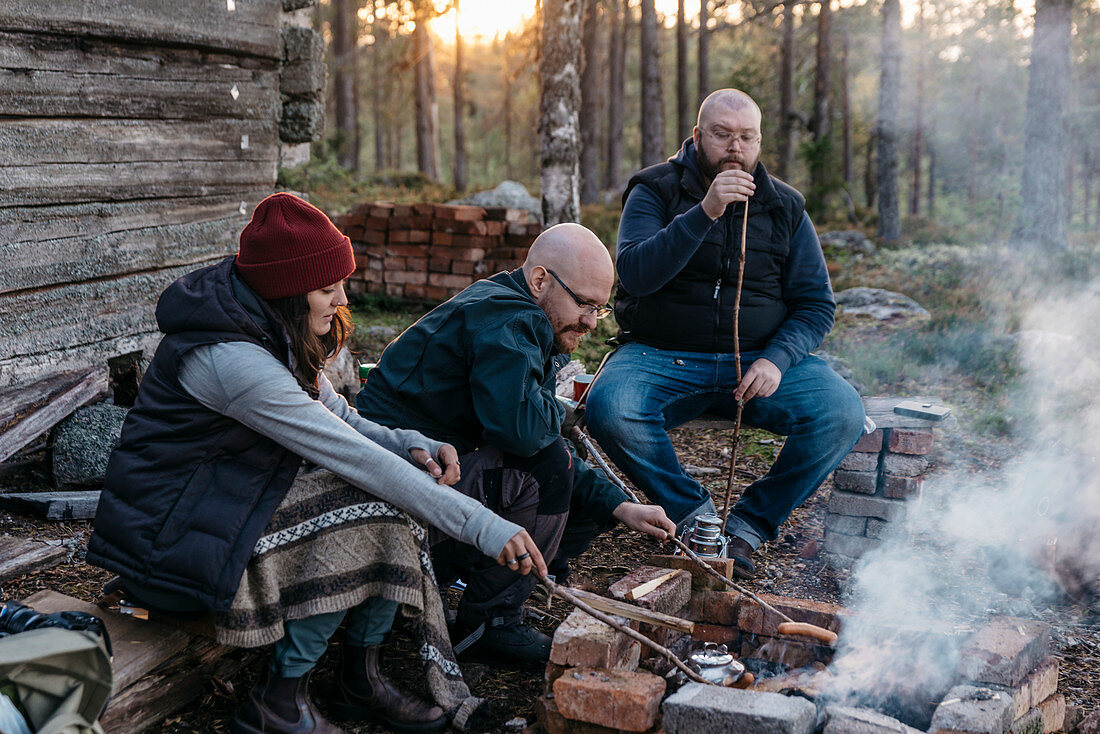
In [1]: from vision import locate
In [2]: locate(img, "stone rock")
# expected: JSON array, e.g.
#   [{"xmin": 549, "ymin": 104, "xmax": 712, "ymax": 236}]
[
  {"xmin": 823, "ymin": 705, "xmax": 924, "ymax": 734},
  {"xmin": 1075, "ymin": 709, "xmax": 1100, "ymax": 734},
  {"xmin": 930, "ymin": 685, "xmax": 1014, "ymax": 734},
  {"xmin": 323, "ymin": 346, "xmax": 360, "ymax": 400},
  {"xmin": 958, "ymin": 617, "xmax": 1050, "ymax": 688},
  {"xmin": 835, "ymin": 287, "xmax": 929, "ymax": 321},
  {"xmin": 366, "ymin": 325, "xmax": 398, "ymax": 340},
  {"xmin": 663, "ymin": 683, "xmax": 817, "ymax": 734},
  {"xmin": 819, "ymin": 230, "xmax": 876, "ymax": 256},
  {"xmin": 51, "ymin": 403, "xmax": 127, "ymax": 487},
  {"xmin": 818, "ymin": 352, "xmax": 864, "ymax": 393},
  {"xmin": 449, "ymin": 181, "xmax": 541, "ymax": 221}
]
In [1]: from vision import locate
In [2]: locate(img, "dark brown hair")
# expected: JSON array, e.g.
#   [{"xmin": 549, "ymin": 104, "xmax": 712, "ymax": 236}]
[{"xmin": 266, "ymin": 294, "xmax": 352, "ymax": 399}]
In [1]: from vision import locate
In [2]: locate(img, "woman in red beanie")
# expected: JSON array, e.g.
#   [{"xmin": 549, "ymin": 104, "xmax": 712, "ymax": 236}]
[{"xmin": 88, "ymin": 193, "xmax": 544, "ymax": 734}]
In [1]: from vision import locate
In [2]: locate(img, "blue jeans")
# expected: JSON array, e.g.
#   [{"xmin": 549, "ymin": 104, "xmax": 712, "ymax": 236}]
[{"xmin": 586, "ymin": 343, "xmax": 865, "ymax": 545}]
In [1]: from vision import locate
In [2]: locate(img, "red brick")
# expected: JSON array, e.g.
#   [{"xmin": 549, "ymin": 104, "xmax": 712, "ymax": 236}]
[
  {"xmin": 833, "ymin": 469, "xmax": 878, "ymax": 495},
  {"xmin": 368, "ymin": 203, "xmax": 394, "ymax": 218},
  {"xmin": 413, "ymin": 202, "xmax": 436, "ymax": 216},
  {"xmin": 364, "ymin": 216, "xmax": 390, "ymax": 230},
  {"xmin": 451, "ymin": 233, "xmax": 499, "ymax": 247},
  {"xmin": 429, "ymin": 258, "xmax": 451, "ymax": 273},
  {"xmin": 608, "ymin": 566, "xmax": 691, "ymax": 616},
  {"xmin": 882, "ymin": 473, "xmax": 923, "ymax": 499},
  {"xmin": 430, "ymin": 231, "xmax": 454, "ymax": 246},
  {"xmin": 426, "ymin": 286, "xmax": 449, "ymax": 301},
  {"xmin": 384, "ymin": 283, "xmax": 405, "ymax": 297},
  {"xmin": 361, "ymin": 229, "xmax": 386, "ymax": 246},
  {"xmin": 736, "ymin": 593, "xmax": 845, "ymax": 635},
  {"xmin": 647, "ymin": 554, "xmax": 736, "ymax": 591},
  {"xmin": 454, "ymin": 247, "xmax": 487, "ymax": 262},
  {"xmin": 691, "ymin": 623, "xmax": 739, "ymax": 647},
  {"xmin": 1027, "ymin": 657, "xmax": 1059, "ymax": 713},
  {"xmin": 383, "ymin": 256, "xmax": 407, "ymax": 270},
  {"xmin": 958, "ymin": 617, "xmax": 1051, "ymax": 687},
  {"xmin": 387, "ymin": 244, "xmax": 429, "ymax": 258},
  {"xmin": 405, "ymin": 257, "xmax": 427, "ymax": 271},
  {"xmin": 388, "ymin": 270, "xmax": 427, "ymax": 285},
  {"xmin": 553, "ymin": 668, "xmax": 665, "ymax": 732},
  {"xmin": 404, "ymin": 285, "xmax": 427, "ymax": 299},
  {"xmin": 550, "ymin": 609, "xmax": 641, "ymax": 670},
  {"xmin": 392, "ymin": 204, "xmax": 414, "ymax": 217},
  {"xmin": 536, "ymin": 694, "xmax": 628, "ymax": 734},
  {"xmin": 346, "ymin": 224, "xmax": 365, "ymax": 240},
  {"xmin": 740, "ymin": 633, "xmax": 835, "ymax": 668},
  {"xmin": 451, "ymin": 260, "xmax": 476, "ymax": 275},
  {"xmin": 1037, "ymin": 694, "xmax": 1065, "ymax": 733},
  {"xmin": 687, "ymin": 590, "xmax": 744, "ymax": 626},
  {"xmin": 390, "ymin": 229, "xmax": 410, "ymax": 243},
  {"xmin": 887, "ymin": 428, "xmax": 935, "ymax": 455},
  {"xmin": 353, "ymin": 254, "xmax": 372, "ymax": 270},
  {"xmin": 851, "ymin": 430, "xmax": 883, "ymax": 452},
  {"xmin": 408, "ymin": 229, "xmax": 432, "ymax": 244},
  {"xmin": 429, "ymin": 272, "xmax": 475, "ymax": 289}
]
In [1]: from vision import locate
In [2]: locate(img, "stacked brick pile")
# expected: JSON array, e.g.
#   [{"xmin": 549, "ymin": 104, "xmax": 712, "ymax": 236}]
[
  {"xmin": 538, "ymin": 558, "xmax": 1071, "ymax": 734},
  {"xmin": 334, "ymin": 202, "xmax": 540, "ymax": 302},
  {"xmin": 823, "ymin": 397, "xmax": 949, "ymax": 565}
]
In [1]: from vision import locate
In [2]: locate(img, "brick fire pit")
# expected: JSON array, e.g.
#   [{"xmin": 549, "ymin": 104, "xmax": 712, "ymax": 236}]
[{"xmin": 536, "ymin": 559, "xmax": 1066, "ymax": 734}]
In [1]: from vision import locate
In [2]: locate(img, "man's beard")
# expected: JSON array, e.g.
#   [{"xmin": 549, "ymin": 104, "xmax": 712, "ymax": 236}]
[
  {"xmin": 697, "ymin": 147, "xmax": 757, "ymax": 182},
  {"xmin": 554, "ymin": 327, "xmax": 587, "ymax": 354}
]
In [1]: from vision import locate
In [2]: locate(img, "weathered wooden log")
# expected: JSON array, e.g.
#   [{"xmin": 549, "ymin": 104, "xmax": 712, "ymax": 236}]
[
  {"xmin": 0, "ymin": 0, "xmax": 281, "ymax": 59},
  {"xmin": 0, "ymin": 194, "xmax": 264, "ymax": 295},
  {"xmin": 0, "ymin": 32, "xmax": 279, "ymax": 121},
  {"xmin": 0, "ymin": 367, "xmax": 107, "ymax": 463},
  {"xmin": 0, "ymin": 331, "xmax": 162, "ymax": 390},
  {"xmin": 0, "ymin": 535, "xmax": 68, "ymax": 581}
]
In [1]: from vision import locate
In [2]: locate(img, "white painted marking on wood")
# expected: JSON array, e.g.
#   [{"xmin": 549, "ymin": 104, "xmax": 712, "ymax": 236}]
[
  {"xmin": 240, "ymin": 134, "xmax": 249, "ymax": 150},
  {"xmin": 239, "ymin": 201, "xmax": 247, "ymax": 215},
  {"xmin": 230, "ymin": 84, "xmax": 240, "ymax": 100},
  {"xmin": 227, "ymin": 0, "xmax": 236, "ymax": 11}
]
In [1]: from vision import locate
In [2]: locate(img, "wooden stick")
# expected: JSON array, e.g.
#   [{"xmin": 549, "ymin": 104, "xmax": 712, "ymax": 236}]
[
  {"xmin": 568, "ymin": 588, "xmax": 694, "ymax": 634},
  {"xmin": 539, "ymin": 574, "xmax": 714, "ymax": 686},
  {"xmin": 720, "ymin": 201, "xmax": 751, "ymax": 529},
  {"xmin": 624, "ymin": 570, "xmax": 679, "ymax": 601}
]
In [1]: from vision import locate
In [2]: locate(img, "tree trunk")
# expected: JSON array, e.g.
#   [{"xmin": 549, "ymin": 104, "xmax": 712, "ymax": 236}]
[
  {"xmin": 927, "ymin": 127, "xmax": 936, "ymax": 219},
  {"xmin": 413, "ymin": 5, "xmax": 440, "ymax": 180},
  {"xmin": 453, "ymin": 0, "xmax": 468, "ymax": 192},
  {"xmin": 864, "ymin": 128, "xmax": 876, "ymax": 209},
  {"xmin": 540, "ymin": 0, "xmax": 583, "ymax": 225},
  {"xmin": 640, "ymin": 0, "xmax": 664, "ymax": 166},
  {"xmin": 1012, "ymin": 0, "xmax": 1072, "ymax": 249},
  {"xmin": 371, "ymin": 2, "xmax": 386, "ymax": 170},
  {"xmin": 840, "ymin": 25, "xmax": 852, "ymax": 191},
  {"xmin": 676, "ymin": 0, "xmax": 691, "ymax": 143},
  {"xmin": 808, "ymin": 0, "xmax": 833, "ymax": 213},
  {"xmin": 968, "ymin": 82, "xmax": 980, "ymax": 207},
  {"xmin": 505, "ymin": 74, "xmax": 514, "ymax": 179},
  {"xmin": 876, "ymin": 0, "xmax": 902, "ymax": 242},
  {"xmin": 697, "ymin": 0, "xmax": 710, "ymax": 106},
  {"xmin": 580, "ymin": 0, "xmax": 600, "ymax": 204},
  {"xmin": 332, "ymin": 0, "xmax": 359, "ymax": 171},
  {"xmin": 777, "ymin": 0, "xmax": 796, "ymax": 180},
  {"xmin": 908, "ymin": 0, "xmax": 924, "ymax": 216},
  {"xmin": 604, "ymin": 0, "xmax": 626, "ymax": 191}
]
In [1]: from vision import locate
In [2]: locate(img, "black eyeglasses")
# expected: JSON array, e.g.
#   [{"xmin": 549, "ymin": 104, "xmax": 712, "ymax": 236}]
[{"xmin": 546, "ymin": 269, "xmax": 613, "ymax": 319}]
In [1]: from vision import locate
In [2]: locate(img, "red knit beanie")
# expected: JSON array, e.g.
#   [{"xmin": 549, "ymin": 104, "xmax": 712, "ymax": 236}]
[{"xmin": 235, "ymin": 193, "xmax": 355, "ymax": 300}]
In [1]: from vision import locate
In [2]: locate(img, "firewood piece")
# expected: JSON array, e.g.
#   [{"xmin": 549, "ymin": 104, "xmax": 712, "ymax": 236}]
[
  {"xmin": 624, "ymin": 569, "xmax": 679, "ymax": 601},
  {"xmin": 0, "ymin": 535, "xmax": 68, "ymax": 581},
  {"xmin": 568, "ymin": 588, "xmax": 695, "ymax": 634},
  {"xmin": 0, "ymin": 368, "xmax": 106, "ymax": 464}
]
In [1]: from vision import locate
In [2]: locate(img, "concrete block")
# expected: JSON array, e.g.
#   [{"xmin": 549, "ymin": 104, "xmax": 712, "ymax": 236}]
[
  {"xmin": 687, "ymin": 590, "xmax": 743, "ymax": 626},
  {"xmin": 0, "ymin": 491, "xmax": 100, "ymax": 521},
  {"xmin": 550, "ymin": 609, "xmax": 641, "ymax": 670},
  {"xmin": 827, "ymin": 493, "xmax": 907, "ymax": 522},
  {"xmin": 663, "ymin": 683, "xmax": 817, "ymax": 734},
  {"xmin": 553, "ymin": 668, "xmax": 666, "ymax": 732},
  {"xmin": 823, "ymin": 705, "xmax": 925, "ymax": 734},
  {"xmin": 1010, "ymin": 708, "xmax": 1044, "ymax": 734},
  {"xmin": 823, "ymin": 530, "xmax": 882, "ymax": 559},
  {"xmin": 648, "ymin": 554, "xmax": 737, "ymax": 591},
  {"xmin": 887, "ymin": 428, "xmax": 935, "ymax": 455},
  {"xmin": 825, "ymin": 512, "xmax": 869, "ymax": 536},
  {"xmin": 930, "ymin": 685, "xmax": 1014, "ymax": 734},
  {"xmin": 882, "ymin": 474, "xmax": 924, "ymax": 499},
  {"xmin": 958, "ymin": 617, "xmax": 1051, "ymax": 688},
  {"xmin": 741, "ymin": 632, "xmax": 834, "ymax": 669},
  {"xmin": 833, "ymin": 469, "xmax": 879, "ymax": 494},
  {"xmin": 609, "ymin": 565, "xmax": 691, "ymax": 616},
  {"xmin": 838, "ymin": 452, "xmax": 880, "ymax": 472},
  {"xmin": 851, "ymin": 430, "xmax": 884, "ymax": 453},
  {"xmin": 737, "ymin": 593, "xmax": 846, "ymax": 635},
  {"xmin": 1036, "ymin": 694, "xmax": 1064, "ymax": 734},
  {"xmin": 881, "ymin": 453, "xmax": 931, "ymax": 477}
]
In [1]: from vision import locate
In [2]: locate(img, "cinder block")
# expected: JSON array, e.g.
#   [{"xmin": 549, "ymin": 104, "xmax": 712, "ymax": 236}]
[
  {"xmin": 822, "ymin": 705, "xmax": 925, "ymax": 734},
  {"xmin": 1036, "ymin": 694, "xmax": 1064, "ymax": 733},
  {"xmin": 838, "ymin": 452, "xmax": 880, "ymax": 472},
  {"xmin": 824, "ymin": 511, "xmax": 868, "ymax": 536},
  {"xmin": 930, "ymin": 684, "xmax": 1014, "ymax": 734},
  {"xmin": 553, "ymin": 668, "xmax": 666, "ymax": 732},
  {"xmin": 740, "ymin": 632, "xmax": 834, "ymax": 669},
  {"xmin": 833, "ymin": 469, "xmax": 878, "ymax": 494},
  {"xmin": 827, "ymin": 493, "xmax": 907, "ymax": 522},
  {"xmin": 881, "ymin": 453, "xmax": 931, "ymax": 477},
  {"xmin": 736, "ymin": 593, "xmax": 845, "ymax": 636},
  {"xmin": 887, "ymin": 428, "xmax": 935, "ymax": 455},
  {"xmin": 608, "ymin": 565, "xmax": 692, "ymax": 616},
  {"xmin": 550, "ymin": 609, "xmax": 641, "ymax": 670},
  {"xmin": 851, "ymin": 429, "xmax": 884, "ymax": 453},
  {"xmin": 687, "ymin": 590, "xmax": 743, "ymax": 626},
  {"xmin": 865, "ymin": 518, "xmax": 893, "ymax": 540},
  {"xmin": 662, "ymin": 683, "xmax": 816, "ymax": 734},
  {"xmin": 823, "ymin": 530, "xmax": 882, "ymax": 559},
  {"xmin": 882, "ymin": 474, "xmax": 923, "ymax": 499},
  {"xmin": 648, "ymin": 554, "xmax": 737, "ymax": 591},
  {"xmin": 958, "ymin": 617, "xmax": 1051, "ymax": 688},
  {"xmin": 1010, "ymin": 707, "xmax": 1044, "ymax": 734}
]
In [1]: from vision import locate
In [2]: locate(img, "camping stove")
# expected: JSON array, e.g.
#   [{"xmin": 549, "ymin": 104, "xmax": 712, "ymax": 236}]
[{"xmin": 677, "ymin": 512, "xmax": 728, "ymax": 558}]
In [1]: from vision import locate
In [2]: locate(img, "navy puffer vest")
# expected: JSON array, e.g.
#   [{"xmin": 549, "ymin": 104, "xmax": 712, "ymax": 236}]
[
  {"xmin": 87, "ymin": 258, "xmax": 303, "ymax": 610},
  {"xmin": 615, "ymin": 149, "xmax": 805, "ymax": 353}
]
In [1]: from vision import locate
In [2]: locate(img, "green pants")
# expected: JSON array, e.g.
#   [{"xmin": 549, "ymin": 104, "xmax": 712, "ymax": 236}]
[{"xmin": 272, "ymin": 597, "xmax": 398, "ymax": 677}]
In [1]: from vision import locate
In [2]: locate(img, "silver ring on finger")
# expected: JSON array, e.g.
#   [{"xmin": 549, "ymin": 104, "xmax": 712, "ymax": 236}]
[{"xmin": 507, "ymin": 558, "xmax": 518, "ymax": 565}]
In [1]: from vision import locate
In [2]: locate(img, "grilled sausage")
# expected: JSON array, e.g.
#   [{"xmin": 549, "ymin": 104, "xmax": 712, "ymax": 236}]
[{"xmin": 777, "ymin": 621, "xmax": 838, "ymax": 645}]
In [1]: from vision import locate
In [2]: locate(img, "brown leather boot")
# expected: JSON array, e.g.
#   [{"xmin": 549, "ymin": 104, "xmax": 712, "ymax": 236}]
[
  {"xmin": 329, "ymin": 643, "xmax": 447, "ymax": 733},
  {"xmin": 230, "ymin": 665, "xmax": 345, "ymax": 734}
]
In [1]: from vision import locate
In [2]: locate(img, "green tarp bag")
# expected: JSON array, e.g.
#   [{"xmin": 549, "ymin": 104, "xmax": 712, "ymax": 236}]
[{"xmin": 0, "ymin": 627, "xmax": 113, "ymax": 734}]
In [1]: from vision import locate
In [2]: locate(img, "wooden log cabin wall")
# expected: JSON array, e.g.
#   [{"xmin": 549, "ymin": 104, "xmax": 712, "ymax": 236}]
[{"xmin": 0, "ymin": 0, "xmax": 325, "ymax": 394}]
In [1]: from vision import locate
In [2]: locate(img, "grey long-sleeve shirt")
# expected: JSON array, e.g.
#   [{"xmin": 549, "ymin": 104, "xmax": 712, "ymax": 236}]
[{"xmin": 178, "ymin": 340, "xmax": 521, "ymax": 560}]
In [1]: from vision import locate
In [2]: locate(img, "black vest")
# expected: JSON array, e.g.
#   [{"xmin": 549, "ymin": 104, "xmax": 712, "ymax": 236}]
[
  {"xmin": 615, "ymin": 159, "xmax": 806, "ymax": 353},
  {"xmin": 87, "ymin": 259, "xmax": 303, "ymax": 610}
]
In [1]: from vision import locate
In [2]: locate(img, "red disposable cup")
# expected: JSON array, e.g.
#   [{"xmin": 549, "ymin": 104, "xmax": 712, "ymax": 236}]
[{"xmin": 573, "ymin": 374, "xmax": 594, "ymax": 402}]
